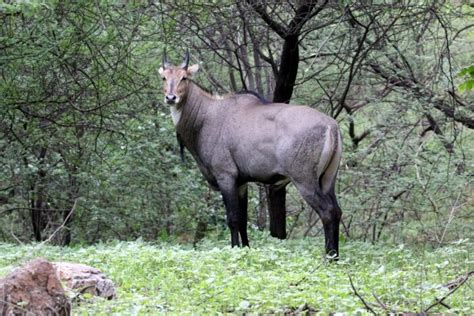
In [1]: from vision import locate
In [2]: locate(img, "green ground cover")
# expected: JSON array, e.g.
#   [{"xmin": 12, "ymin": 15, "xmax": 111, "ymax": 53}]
[{"xmin": 0, "ymin": 232, "xmax": 472, "ymax": 314}]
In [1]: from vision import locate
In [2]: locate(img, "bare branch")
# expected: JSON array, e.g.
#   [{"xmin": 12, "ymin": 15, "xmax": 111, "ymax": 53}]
[
  {"xmin": 424, "ymin": 270, "xmax": 474, "ymax": 313},
  {"xmin": 348, "ymin": 274, "xmax": 377, "ymax": 315},
  {"xmin": 245, "ymin": 0, "xmax": 289, "ymax": 38}
]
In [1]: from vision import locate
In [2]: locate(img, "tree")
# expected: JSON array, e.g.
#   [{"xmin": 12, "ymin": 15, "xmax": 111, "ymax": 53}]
[
  {"xmin": 1, "ymin": 1, "xmax": 472, "ymax": 245},
  {"xmin": 158, "ymin": 0, "xmax": 473, "ymax": 242}
]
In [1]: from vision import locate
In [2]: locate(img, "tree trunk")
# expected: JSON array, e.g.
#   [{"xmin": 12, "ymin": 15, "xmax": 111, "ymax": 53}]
[
  {"xmin": 256, "ymin": 185, "xmax": 267, "ymax": 230},
  {"xmin": 273, "ymin": 35, "xmax": 299, "ymax": 103},
  {"xmin": 31, "ymin": 146, "xmax": 48, "ymax": 242}
]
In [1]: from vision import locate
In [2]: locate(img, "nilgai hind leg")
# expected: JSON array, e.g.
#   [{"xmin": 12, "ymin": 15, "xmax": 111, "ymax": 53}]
[{"xmin": 295, "ymin": 182, "xmax": 342, "ymax": 258}]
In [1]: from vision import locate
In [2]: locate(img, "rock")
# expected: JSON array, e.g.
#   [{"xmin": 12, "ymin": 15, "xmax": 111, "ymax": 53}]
[
  {"xmin": 0, "ymin": 258, "xmax": 71, "ymax": 316},
  {"xmin": 53, "ymin": 262, "xmax": 116, "ymax": 299}
]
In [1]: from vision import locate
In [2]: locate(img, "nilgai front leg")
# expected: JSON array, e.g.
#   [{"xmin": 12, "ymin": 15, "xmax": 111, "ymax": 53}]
[{"xmin": 218, "ymin": 177, "xmax": 247, "ymax": 247}]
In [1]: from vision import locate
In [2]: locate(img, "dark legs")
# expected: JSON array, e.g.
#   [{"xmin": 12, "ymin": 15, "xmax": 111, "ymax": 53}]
[
  {"xmin": 297, "ymin": 184, "xmax": 342, "ymax": 258},
  {"xmin": 267, "ymin": 184, "xmax": 287, "ymax": 239},
  {"xmin": 238, "ymin": 184, "xmax": 249, "ymax": 246},
  {"xmin": 218, "ymin": 175, "xmax": 341, "ymax": 256},
  {"xmin": 219, "ymin": 178, "xmax": 249, "ymax": 247},
  {"xmin": 321, "ymin": 190, "xmax": 341, "ymax": 258}
]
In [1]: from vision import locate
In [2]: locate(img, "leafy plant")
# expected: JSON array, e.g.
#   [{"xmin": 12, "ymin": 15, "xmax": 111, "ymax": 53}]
[
  {"xmin": 458, "ymin": 65, "xmax": 474, "ymax": 92},
  {"xmin": 0, "ymin": 236, "xmax": 472, "ymax": 314}
]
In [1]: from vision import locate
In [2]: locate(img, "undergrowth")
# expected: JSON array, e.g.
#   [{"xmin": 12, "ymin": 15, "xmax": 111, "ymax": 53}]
[{"xmin": 0, "ymin": 231, "xmax": 472, "ymax": 314}]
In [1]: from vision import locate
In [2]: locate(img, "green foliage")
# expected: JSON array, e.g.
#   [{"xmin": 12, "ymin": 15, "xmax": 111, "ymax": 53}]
[
  {"xmin": 0, "ymin": 235, "xmax": 472, "ymax": 314},
  {"xmin": 0, "ymin": 0, "xmax": 223, "ymax": 243},
  {"xmin": 0, "ymin": 1, "xmax": 472, "ymax": 249},
  {"xmin": 0, "ymin": 2, "xmax": 472, "ymax": 313},
  {"xmin": 458, "ymin": 65, "xmax": 474, "ymax": 92}
]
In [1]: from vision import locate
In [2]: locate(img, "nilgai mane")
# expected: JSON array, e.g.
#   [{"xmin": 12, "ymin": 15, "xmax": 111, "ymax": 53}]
[{"xmin": 159, "ymin": 51, "xmax": 343, "ymax": 257}]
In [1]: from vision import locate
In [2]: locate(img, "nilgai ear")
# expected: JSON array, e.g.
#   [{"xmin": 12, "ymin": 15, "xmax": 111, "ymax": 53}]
[
  {"xmin": 187, "ymin": 64, "xmax": 199, "ymax": 75},
  {"xmin": 158, "ymin": 67, "xmax": 164, "ymax": 76}
]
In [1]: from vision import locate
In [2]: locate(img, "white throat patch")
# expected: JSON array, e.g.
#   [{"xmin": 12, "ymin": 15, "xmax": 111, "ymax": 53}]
[{"xmin": 170, "ymin": 105, "xmax": 182, "ymax": 127}]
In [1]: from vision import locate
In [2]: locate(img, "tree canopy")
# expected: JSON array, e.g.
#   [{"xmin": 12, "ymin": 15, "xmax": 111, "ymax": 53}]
[{"xmin": 0, "ymin": 0, "xmax": 472, "ymax": 246}]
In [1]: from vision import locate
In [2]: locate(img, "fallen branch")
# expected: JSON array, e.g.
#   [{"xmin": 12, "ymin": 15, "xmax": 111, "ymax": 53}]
[
  {"xmin": 290, "ymin": 262, "xmax": 323, "ymax": 287},
  {"xmin": 372, "ymin": 292, "xmax": 392, "ymax": 312},
  {"xmin": 443, "ymin": 270, "xmax": 474, "ymax": 290},
  {"xmin": 424, "ymin": 270, "xmax": 474, "ymax": 313},
  {"xmin": 348, "ymin": 274, "xmax": 376, "ymax": 315}
]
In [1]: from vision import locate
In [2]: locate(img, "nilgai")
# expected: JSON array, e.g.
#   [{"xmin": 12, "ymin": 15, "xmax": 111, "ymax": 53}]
[{"xmin": 159, "ymin": 52, "xmax": 343, "ymax": 257}]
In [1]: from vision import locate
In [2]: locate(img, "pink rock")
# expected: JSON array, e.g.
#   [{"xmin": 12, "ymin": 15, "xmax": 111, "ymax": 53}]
[
  {"xmin": 0, "ymin": 258, "xmax": 71, "ymax": 315},
  {"xmin": 53, "ymin": 262, "xmax": 116, "ymax": 299}
]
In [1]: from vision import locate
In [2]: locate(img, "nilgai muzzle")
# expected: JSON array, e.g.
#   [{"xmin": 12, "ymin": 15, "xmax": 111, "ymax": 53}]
[{"xmin": 159, "ymin": 51, "xmax": 343, "ymax": 257}]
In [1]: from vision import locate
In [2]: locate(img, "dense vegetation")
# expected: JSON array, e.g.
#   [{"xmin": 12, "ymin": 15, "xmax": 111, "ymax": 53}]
[
  {"xmin": 1, "ymin": 0, "xmax": 472, "ymax": 247},
  {"xmin": 0, "ymin": 234, "xmax": 472, "ymax": 314},
  {"xmin": 0, "ymin": 1, "xmax": 472, "ymax": 313}
]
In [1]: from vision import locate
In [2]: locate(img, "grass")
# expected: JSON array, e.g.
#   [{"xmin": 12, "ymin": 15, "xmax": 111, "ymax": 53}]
[{"xmin": 0, "ymin": 231, "xmax": 472, "ymax": 314}]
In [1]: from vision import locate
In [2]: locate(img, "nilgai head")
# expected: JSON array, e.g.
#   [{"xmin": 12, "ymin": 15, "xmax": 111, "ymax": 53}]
[{"xmin": 159, "ymin": 50, "xmax": 199, "ymax": 105}]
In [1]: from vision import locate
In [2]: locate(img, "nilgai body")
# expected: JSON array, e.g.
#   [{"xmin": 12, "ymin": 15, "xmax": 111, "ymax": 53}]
[{"xmin": 159, "ymin": 52, "xmax": 342, "ymax": 257}]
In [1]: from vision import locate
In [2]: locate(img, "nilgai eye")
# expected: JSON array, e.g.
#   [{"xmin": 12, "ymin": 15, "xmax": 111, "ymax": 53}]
[
  {"xmin": 162, "ymin": 77, "xmax": 166, "ymax": 81},
  {"xmin": 182, "ymin": 77, "xmax": 187, "ymax": 81}
]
